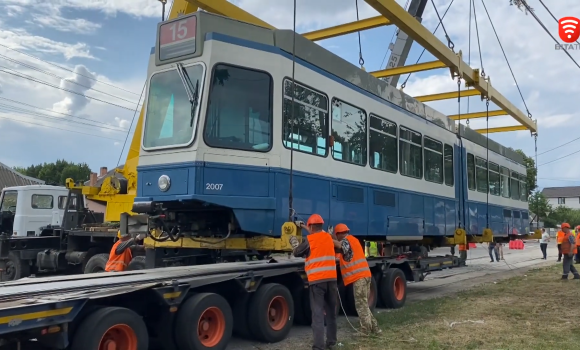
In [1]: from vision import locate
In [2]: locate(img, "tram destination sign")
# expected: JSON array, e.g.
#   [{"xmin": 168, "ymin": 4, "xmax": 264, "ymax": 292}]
[{"xmin": 158, "ymin": 15, "xmax": 197, "ymax": 61}]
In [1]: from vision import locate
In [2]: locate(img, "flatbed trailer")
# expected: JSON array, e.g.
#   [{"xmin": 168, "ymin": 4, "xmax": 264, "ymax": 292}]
[{"xmin": 0, "ymin": 251, "xmax": 462, "ymax": 350}]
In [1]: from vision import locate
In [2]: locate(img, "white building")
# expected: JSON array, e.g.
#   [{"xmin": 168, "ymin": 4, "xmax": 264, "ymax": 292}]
[{"xmin": 541, "ymin": 186, "xmax": 580, "ymax": 210}]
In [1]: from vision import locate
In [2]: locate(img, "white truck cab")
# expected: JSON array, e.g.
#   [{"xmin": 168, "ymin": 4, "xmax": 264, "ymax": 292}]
[{"xmin": 0, "ymin": 185, "xmax": 74, "ymax": 236}]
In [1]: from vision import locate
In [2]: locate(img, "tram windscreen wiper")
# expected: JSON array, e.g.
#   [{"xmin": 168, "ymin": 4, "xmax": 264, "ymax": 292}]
[{"xmin": 175, "ymin": 63, "xmax": 200, "ymax": 127}]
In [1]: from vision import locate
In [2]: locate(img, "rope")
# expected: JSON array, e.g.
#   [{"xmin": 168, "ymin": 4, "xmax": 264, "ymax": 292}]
[
  {"xmin": 466, "ymin": 0, "xmax": 472, "ymax": 115},
  {"xmin": 485, "ymin": 97, "xmax": 490, "ymax": 229},
  {"xmin": 479, "ymin": 0, "xmax": 530, "ymax": 117},
  {"xmin": 456, "ymin": 76, "xmax": 464, "ymax": 229},
  {"xmin": 537, "ymin": 0, "xmax": 580, "ymax": 46},
  {"xmin": 400, "ymin": 0, "xmax": 455, "ymax": 89},
  {"xmin": 355, "ymin": 0, "xmax": 365, "ymax": 68},
  {"xmin": 534, "ymin": 133, "xmax": 539, "ymax": 229},
  {"xmin": 288, "ymin": 0, "xmax": 297, "ymax": 221},
  {"xmin": 471, "ymin": 0, "xmax": 485, "ymax": 76},
  {"xmin": 429, "ymin": 0, "xmax": 454, "ymax": 51}
]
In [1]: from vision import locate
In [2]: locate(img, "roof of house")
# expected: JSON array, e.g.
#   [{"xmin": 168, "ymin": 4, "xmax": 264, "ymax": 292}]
[
  {"xmin": 541, "ymin": 186, "xmax": 580, "ymax": 198},
  {"xmin": 84, "ymin": 165, "xmax": 125, "ymax": 187},
  {"xmin": 0, "ymin": 162, "xmax": 44, "ymax": 188}
]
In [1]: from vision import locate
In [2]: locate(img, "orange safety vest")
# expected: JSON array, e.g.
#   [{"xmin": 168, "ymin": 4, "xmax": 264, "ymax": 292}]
[
  {"xmin": 338, "ymin": 235, "xmax": 371, "ymax": 286},
  {"xmin": 305, "ymin": 231, "xmax": 337, "ymax": 284},
  {"xmin": 557, "ymin": 231, "xmax": 565, "ymax": 244},
  {"xmin": 105, "ymin": 240, "xmax": 133, "ymax": 272},
  {"xmin": 458, "ymin": 244, "xmax": 467, "ymax": 251},
  {"xmin": 561, "ymin": 232, "xmax": 577, "ymax": 255}
]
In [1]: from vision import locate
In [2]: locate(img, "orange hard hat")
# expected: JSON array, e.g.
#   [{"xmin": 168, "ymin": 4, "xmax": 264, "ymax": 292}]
[
  {"xmin": 334, "ymin": 223, "xmax": 349, "ymax": 234},
  {"xmin": 562, "ymin": 223, "xmax": 571, "ymax": 229},
  {"xmin": 307, "ymin": 214, "xmax": 324, "ymax": 226}
]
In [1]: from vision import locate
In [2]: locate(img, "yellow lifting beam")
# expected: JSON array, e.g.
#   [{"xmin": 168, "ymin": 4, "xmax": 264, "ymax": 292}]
[
  {"xmin": 185, "ymin": 0, "xmax": 274, "ymax": 28},
  {"xmin": 364, "ymin": 0, "xmax": 538, "ymax": 133},
  {"xmin": 371, "ymin": 60, "xmax": 446, "ymax": 78},
  {"xmin": 414, "ymin": 89, "xmax": 480, "ymax": 102},
  {"xmin": 474, "ymin": 125, "xmax": 529, "ymax": 134},
  {"xmin": 448, "ymin": 110, "xmax": 508, "ymax": 120},
  {"xmin": 302, "ymin": 16, "xmax": 391, "ymax": 41}
]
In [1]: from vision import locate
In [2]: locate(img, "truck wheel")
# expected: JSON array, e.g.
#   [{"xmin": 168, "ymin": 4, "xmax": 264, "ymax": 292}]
[
  {"xmin": 174, "ymin": 293, "xmax": 233, "ymax": 350},
  {"xmin": 380, "ymin": 268, "xmax": 406, "ymax": 309},
  {"xmin": 84, "ymin": 253, "xmax": 109, "ymax": 274},
  {"xmin": 127, "ymin": 256, "xmax": 146, "ymax": 270},
  {"xmin": 1, "ymin": 252, "xmax": 30, "ymax": 281},
  {"xmin": 290, "ymin": 284, "xmax": 310, "ymax": 325},
  {"xmin": 232, "ymin": 292, "xmax": 252, "ymax": 339},
  {"xmin": 344, "ymin": 276, "xmax": 378, "ymax": 315},
  {"xmin": 248, "ymin": 283, "xmax": 294, "ymax": 343},
  {"xmin": 70, "ymin": 307, "xmax": 148, "ymax": 350},
  {"xmin": 373, "ymin": 271, "xmax": 385, "ymax": 308}
]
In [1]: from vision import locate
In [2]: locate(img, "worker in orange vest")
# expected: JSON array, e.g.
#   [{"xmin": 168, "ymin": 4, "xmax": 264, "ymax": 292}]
[
  {"xmin": 559, "ymin": 223, "xmax": 580, "ymax": 280},
  {"xmin": 334, "ymin": 223, "xmax": 381, "ymax": 335},
  {"xmin": 105, "ymin": 230, "xmax": 146, "ymax": 272},
  {"xmin": 290, "ymin": 214, "xmax": 342, "ymax": 350},
  {"xmin": 557, "ymin": 227, "xmax": 566, "ymax": 262}
]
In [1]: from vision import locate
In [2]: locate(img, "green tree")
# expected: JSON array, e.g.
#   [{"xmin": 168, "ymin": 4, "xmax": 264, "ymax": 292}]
[
  {"xmin": 546, "ymin": 206, "xmax": 580, "ymax": 229},
  {"xmin": 528, "ymin": 191, "xmax": 551, "ymax": 226},
  {"xmin": 14, "ymin": 160, "xmax": 91, "ymax": 186},
  {"xmin": 515, "ymin": 149, "xmax": 537, "ymax": 198}
]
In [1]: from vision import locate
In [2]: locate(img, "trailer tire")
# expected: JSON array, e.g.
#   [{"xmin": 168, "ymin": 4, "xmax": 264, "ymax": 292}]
[
  {"xmin": 70, "ymin": 307, "xmax": 148, "ymax": 350},
  {"xmin": 290, "ymin": 284, "xmax": 309, "ymax": 325},
  {"xmin": 174, "ymin": 293, "xmax": 233, "ymax": 350},
  {"xmin": 83, "ymin": 253, "xmax": 109, "ymax": 274},
  {"xmin": 380, "ymin": 268, "xmax": 406, "ymax": 309},
  {"xmin": 1, "ymin": 251, "xmax": 30, "ymax": 281},
  {"xmin": 127, "ymin": 256, "xmax": 146, "ymax": 270},
  {"xmin": 344, "ymin": 276, "xmax": 378, "ymax": 315},
  {"xmin": 232, "ymin": 292, "xmax": 252, "ymax": 339},
  {"xmin": 373, "ymin": 271, "xmax": 385, "ymax": 308},
  {"xmin": 248, "ymin": 283, "xmax": 294, "ymax": 343}
]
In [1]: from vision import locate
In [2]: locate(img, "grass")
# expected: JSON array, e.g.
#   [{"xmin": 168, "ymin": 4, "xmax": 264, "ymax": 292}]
[{"xmin": 340, "ymin": 265, "xmax": 580, "ymax": 350}]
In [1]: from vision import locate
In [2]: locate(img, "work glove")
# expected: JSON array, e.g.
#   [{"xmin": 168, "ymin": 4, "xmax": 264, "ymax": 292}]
[
  {"xmin": 136, "ymin": 233, "xmax": 147, "ymax": 241},
  {"xmin": 289, "ymin": 235, "xmax": 300, "ymax": 249},
  {"xmin": 328, "ymin": 225, "xmax": 334, "ymax": 235}
]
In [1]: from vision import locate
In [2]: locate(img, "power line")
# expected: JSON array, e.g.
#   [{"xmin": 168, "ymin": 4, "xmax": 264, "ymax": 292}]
[
  {"xmin": 479, "ymin": 0, "xmax": 530, "ymax": 115},
  {"xmin": 0, "ymin": 96, "xmax": 126, "ymax": 131},
  {"xmin": 538, "ymin": 147, "xmax": 580, "ymax": 167},
  {"xmin": 518, "ymin": 0, "xmax": 580, "ymax": 69},
  {"xmin": 0, "ymin": 53, "xmax": 142, "ymax": 107},
  {"xmin": 0, "ymin": 42, "xmax": 140, "ymax": 95},
  {"xmin": 0, "ymin": 103, "xmax": 126, "ymax": 133},
  {"xmin": 0, "ymin": 115, "xmax": 123, "ymax": 141},
  {"xmin": 537, "ymin": 135, "xmax": 580, "ymax": 156},
  {"xmin": 0, "ymin": 65, "xmax": 137, "ymax": 112}
]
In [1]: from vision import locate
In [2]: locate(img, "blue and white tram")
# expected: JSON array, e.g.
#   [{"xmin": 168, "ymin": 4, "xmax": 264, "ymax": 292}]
[{"xmin": 133, "ymin": 11, "xmax": 529, "ymax": 243}]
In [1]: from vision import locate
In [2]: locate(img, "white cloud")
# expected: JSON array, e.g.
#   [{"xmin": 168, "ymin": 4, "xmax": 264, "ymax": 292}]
[
  {"xmin": 0, "ymin": 28, "xmax": 94, "ymax": 60},
  {"xmin": 31, "ymin": 15, "xmax": 101, "ymax": 35}
]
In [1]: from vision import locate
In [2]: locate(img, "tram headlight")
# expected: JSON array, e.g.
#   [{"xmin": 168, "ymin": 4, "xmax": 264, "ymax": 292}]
[{"xmin": 158, "ymin": 175, "xmax": 171, "ymax": 192}]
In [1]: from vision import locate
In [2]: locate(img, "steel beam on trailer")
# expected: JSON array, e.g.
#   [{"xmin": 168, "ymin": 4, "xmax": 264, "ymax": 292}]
[
  {"xmin": 186, "ymin": 0, "xmax": 275, "ymax": 28},
  {"xmin": 371, "ymin": 60, "xmax": 445, "ymax": 78},
  {"xmin": 414, "ymin": 89, "xmax": 480, "ymax": 102},
  {"xmin": 447, "ymin": 110, "xmax": 508, "ymax": 120},
  {"xmin": 473, "ymin": 125, "xmax": 530, "ymax": 134},
  {"xmin": 364, "ymin": 0, "xmax": 538, "ymax": 133},
  {"xmin": 302, "ymin": 16, "xmax": 390, "ymax": 41}
]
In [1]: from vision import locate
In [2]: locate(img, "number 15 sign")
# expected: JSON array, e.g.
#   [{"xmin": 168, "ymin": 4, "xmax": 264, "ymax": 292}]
[{"xmin": 158, "ymin": 16, "xmax": 197, "ymax": 61}]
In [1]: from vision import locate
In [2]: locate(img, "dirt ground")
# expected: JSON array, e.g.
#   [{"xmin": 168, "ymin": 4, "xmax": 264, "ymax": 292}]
[{"xmin": 335, "ymin": 264, "xmax": 580, "ymax": 350}]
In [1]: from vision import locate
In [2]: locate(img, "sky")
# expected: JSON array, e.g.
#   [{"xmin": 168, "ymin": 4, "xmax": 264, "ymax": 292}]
[{"xmin": 0, "ymin": 0, "xmax": 578, "ymax": 191}]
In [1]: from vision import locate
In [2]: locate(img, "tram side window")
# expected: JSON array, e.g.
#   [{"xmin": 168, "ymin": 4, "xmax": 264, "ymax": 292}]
[
  {"xmin": 444, "ymin": 144, "xmax": 454, "ymax": 186},
  {"xmin": 467, "ymin": 153, "xmax": 475, "ymax": 190},
  {"xmin": 399, "ymin": 126, "xmax": 422, "ymax": 179},
  {"xmin": 424, "ymin": 137, "xmax": 443, "ymax": 184},
  {"xmin": 488, "ymin": 162, "xmax": 500, "ymax": 196},
  {"xmin": 331, "ymin": 98, "xmax": 367, "ymax": 166},
  {"xmin": 204, "ymin": 64, "xmax": 273, "ymax": 152},
  {"xmin": 520, "ymin": 174, "xmax": 527, "ymax": 201},
  {"xmin": 510, "ymin": 171, "xmax": 520, "ymax": 200},
  {"xmin": 475, "ymin": 157, "xmax": 488, "ymax": 193},
  {"xmin": 500, "ymin": 166, "xmax": 510, "ymax": 198},
  {"xmin": 369, "ymin": 114, "xmax": 397, "ymax": 173},
  {"xmin": 282, "ymin": 79, "xmax": 328, "ymax": 156}
]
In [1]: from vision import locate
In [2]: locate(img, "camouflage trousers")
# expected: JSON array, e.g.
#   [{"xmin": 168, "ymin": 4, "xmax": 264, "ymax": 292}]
[{"xmin": 353, "ymin": 277, "xmax": 379, "ymax": 334}]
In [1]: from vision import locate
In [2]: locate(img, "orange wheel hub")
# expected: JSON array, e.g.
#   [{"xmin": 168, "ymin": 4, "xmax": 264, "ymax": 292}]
[
  {"xmin": 394, "ymin": 276, "xmax": 405, "ymax": 301},
  {"xmin": 98, "ymin": 324, "xmax": 137, "ymax": 350},
  {"xmin": 198, "ymin": 307, "xmax": 226, "ymax": 347},
  {"xmin": 267, "ymin": 296, "xmax": 289, "ymax": 331}
]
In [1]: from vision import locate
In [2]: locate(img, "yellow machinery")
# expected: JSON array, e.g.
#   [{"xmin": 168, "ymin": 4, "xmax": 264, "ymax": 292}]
[{"xmin": 67, "ymin": 0, "xmax": 540, "ymax": 249}]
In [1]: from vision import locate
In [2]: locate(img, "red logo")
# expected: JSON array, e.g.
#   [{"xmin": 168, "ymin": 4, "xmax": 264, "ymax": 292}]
[{"xmin": 559, "ymin": 17, "xmax": 580, "ymax": 43}]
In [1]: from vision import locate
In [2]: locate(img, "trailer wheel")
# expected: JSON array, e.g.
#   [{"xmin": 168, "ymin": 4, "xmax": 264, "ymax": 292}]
[
  {"xmin": 174, "ymin": 293, "xmax": 233, "ymax": 350},
  {"xmin": 248, "ymin": 283, "xmax": 294, "ymax": 343},
  {"xmin": 232, "ymin": 292, "xmax": 252, "ymax": 339},
  {"xmin": 373, "ymin": 271, "xmax": 385, "ymax": 308},
  {"xmin": 1, "ymin": 252, "xmax": 30, "ymax": 281},
  {"xmin": 70, "ymin": 307, "xmax": 148, "ymax": 350},
  {"xmin": 380, "ymin": 268, "xmax": 407, "ymax": 309},
  {"xmin": 84, "ymin": 253, "xmax": 109, "ymax": 274},
  {"xmin": 344, "ymin": 276, "xmax": 378, "ymax": 315},
  {"xmin": 127, "ymin": 256, "xmax": 146, "ymax": 270}
]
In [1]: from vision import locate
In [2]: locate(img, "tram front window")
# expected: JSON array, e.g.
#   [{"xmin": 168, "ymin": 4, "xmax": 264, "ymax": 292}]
[{"xmin": 143, "ymin": 64, "xmax": 204, "ymax": 149}]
